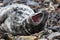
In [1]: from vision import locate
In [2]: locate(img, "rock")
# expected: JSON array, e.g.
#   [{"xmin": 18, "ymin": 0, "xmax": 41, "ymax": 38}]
[
  {"xmin": 38, "ymin": 39, "xmax": 47, "ymax": 40},
  {"xmin": 0, "ymin": 30, "xmax": 3, "ymax": 39},
  {"xmin": 7, "ymin": 34, "xmax": 15, "ymax": 40},
  {"xmin": 2, "ymin": 33, "xmax": 15, "ymax": 40},
  {"xmin": 0, "ymin": 34, "xmax": 2, "ymax": 39},
  {"xmin": 56, "ymin": 0, "xmax": 60, "ymax": 3},
  {"xmin": 15, "ymin": 36, "xmax": 38, "ymax": 40},
  {"xmin": 0, "ymin": 39, "xmax": 5, "ymax": 40}
]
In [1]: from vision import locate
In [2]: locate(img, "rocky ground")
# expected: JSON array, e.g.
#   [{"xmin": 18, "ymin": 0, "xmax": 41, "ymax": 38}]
[{"xmin": 0, "ymin": 0, "xmax": 60, "ymax": 40}]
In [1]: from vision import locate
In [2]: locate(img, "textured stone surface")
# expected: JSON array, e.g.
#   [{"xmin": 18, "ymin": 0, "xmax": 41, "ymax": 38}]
[
  {"xmin": 38, "ymin": 39, "xmax": 47, "ymax": 40},
  {"xmin": 15, "ymin": 36, "xmax": 38, "ymax": 40},
  {"xmin": 7, "ymin": 34, "xmax": 15, "ymax": 40},
  {"xmin": 0, "ymin": 39, "xmax": 5, "ymax": 40},
  {"xmin": 56, "ymin": 0, "xmax": 60, "ymax": 3}
]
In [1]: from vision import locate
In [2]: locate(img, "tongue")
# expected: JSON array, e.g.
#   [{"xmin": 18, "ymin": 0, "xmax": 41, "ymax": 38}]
[{"xmin": 32, "ymin": 14, "xmax": 40, "ymax": 22}]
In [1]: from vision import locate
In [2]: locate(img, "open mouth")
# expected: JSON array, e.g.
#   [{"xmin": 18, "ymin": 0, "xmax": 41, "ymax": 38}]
[{"xmin": 31, "ymin": 13, "xmax": 43, "ymax": 25}]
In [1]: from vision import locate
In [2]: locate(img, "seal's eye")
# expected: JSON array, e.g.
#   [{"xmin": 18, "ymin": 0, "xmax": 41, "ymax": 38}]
[{"xmin": 32, "ymin": 13, "xmax": 43, "ymax": 22}]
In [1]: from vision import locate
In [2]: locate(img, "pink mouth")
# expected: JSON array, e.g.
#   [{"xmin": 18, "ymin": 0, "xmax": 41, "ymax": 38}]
[{"xmin": 32, "ymin": 13, "xmax": 43, "ymax": 22}]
